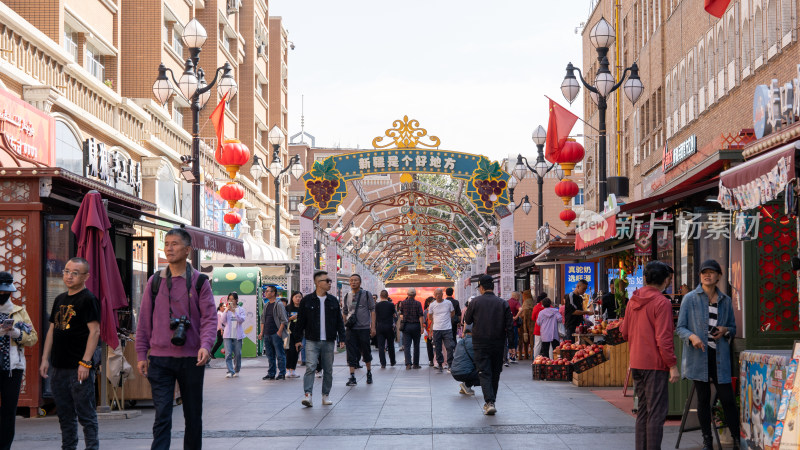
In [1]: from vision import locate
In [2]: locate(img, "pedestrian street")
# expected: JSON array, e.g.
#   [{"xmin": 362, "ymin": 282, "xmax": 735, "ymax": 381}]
[{"xmin": 12, "ymin": 348, "xmax": 706, "ymax": 449}]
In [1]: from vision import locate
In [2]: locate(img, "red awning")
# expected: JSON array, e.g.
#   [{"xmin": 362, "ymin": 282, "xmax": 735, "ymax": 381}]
[
  {"xmin": 620, "ymin": 176, "xmax": 719, "ymax": 215},
  {"xmin": 182, "ymin": 225, "xmax": 245, "ymax": 258},
  {"xmin": 718, "ymin": 142, "xmax": 798, "ymax": 211}
]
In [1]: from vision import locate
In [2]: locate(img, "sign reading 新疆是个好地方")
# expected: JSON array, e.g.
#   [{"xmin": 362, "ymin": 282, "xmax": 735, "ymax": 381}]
[{"xmin": 662, "ymin": 135, "xmax": 697, "ymax": 172}]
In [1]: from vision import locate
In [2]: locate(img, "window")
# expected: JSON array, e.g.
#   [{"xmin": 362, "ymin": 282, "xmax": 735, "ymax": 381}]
[
  {"xmin": 223, "ymin": 34, "xmax": 232, "ymax": 53},
  {"xmin": 289, "ymin": 195, "xmax": 303, "ymax": 212},
  {"xmin": 728, "ymin": 17, "xmax": 736, "ymax": 64},
  {"xmin": 708, "ymin": 35, "xmax": 715, "ymax": 81},
  {"xmin": 157, "ymin": 165, "xmax": 179, "ymax": 215},
  {"xmin": 173, "ymin": 105, "xmax": 183, "ymax": 125},
  {"xmin": 573, "ymin": 188, "xmax": 584, "ymax": 206},
  {"xmin": 173, "ymin": 27, "xmax": 183, "ymax": 56},
  {"xmin": 767, "ymin": 0, "xmax": 778, "ymax": 47},
  {"xmin": 255, "ymin": 80, "xmax": 262, "ymax": 97},
  {"xmin": 85, "ymin": 44, "xmax": 104, "ymax": 81},
  {"xmin": 256, "ymin": 127, "xmax": 264, "ymax": 146},
  {"xmin": 755, "ymin": 8, "xmax": 764, "ymax": 58},
  {"xmin": 717, "ymin": 28, "xmax": 724, "ymax": 72},
  {"xmin": 55, "ymin": 120, "xmax": 83, "ymax": 174},
  {"xmin": 64, "ymin": 24, "xmax": 78, "ymax": 61}
]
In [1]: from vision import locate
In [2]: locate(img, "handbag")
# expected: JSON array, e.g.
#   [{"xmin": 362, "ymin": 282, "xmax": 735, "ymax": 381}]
[
  {"xmin": 283, "ymin": 335, "xmax": 290, "ymax": 350},
  {"xmin": 345, "ymin": 291, "xmax": 362, "ymax": 329},
  {"xmin": 398, "ymin": 321, "xmax": 405, "ymax": 332}
]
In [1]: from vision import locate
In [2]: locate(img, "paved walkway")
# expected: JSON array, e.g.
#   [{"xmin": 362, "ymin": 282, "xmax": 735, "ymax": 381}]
[{"xmin": 13, "ymin": 347, "xmax": 706, "ymax": 449}]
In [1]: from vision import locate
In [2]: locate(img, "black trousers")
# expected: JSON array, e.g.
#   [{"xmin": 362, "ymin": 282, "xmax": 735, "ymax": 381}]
[
  {"xmin": 426, "ymin": 338, "xmax": 434, "ymax": 364},
  {"xmin": 695, "ymin": 347, "xmax": 740, "ymax": 440},
  {"xmin": 147, "ymin": 356, "xmax": 205, "ymax": 450},
  {"xmin": 210, "ymin": 330, "xmax": 223, "ymax": 357},
  {"xmin": 472, "ymin": 338, "xmax": 505, "ymax": 403},
  {"xmin": 346, "ymin": 328, "xmax": 373, "ymax": 367},
  {"xmin": 0, "ymin": 369, "xmax": 23, "ymax": 450},
  {"xmin": 376, "ymin": 324, "xmax": 396, "ymax": 366},
  {"xmin": 632, "ymin": 368, "xmax": 669, "ymax": 450},
  {"xmin": 452, "ymin": 372, "xmax": 480, "ymax": 388},
  {"xmin": 402, "ymin": 323, "xmax": 421, "ymax": 366},
  {"xmin": 286, "ymin": 335, "xmax": 302, "ymax": 370},
  {"xmin": 540, "ymin": 340, "xmax": 558, "ymax": 360}
]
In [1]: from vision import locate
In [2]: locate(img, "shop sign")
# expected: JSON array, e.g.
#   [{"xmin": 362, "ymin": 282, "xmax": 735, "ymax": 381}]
[
  {"xmin": 575, "ymin": 210, "xmax": 617, "ymax": 250},
  {"xmin": 0, "ymin": 89, "xmax": 54, "ymax": 166},
  {"xmin": 564, "ymin": 263, "xmax": 595, "ymax": 295},
  {"xmin": 752, "ymin": 69, "xmax": 800, "ymax": 139},
  {"xmin": 663, "ymin": 135, "xmax": 697, "ymax": 172},
  {"xmin": 83, "ymin": 138, "xmax": 141, "ymax": 196},
  {"xmin": 536, "ymin": 223, "xmax": 550, "ymax": 249}
]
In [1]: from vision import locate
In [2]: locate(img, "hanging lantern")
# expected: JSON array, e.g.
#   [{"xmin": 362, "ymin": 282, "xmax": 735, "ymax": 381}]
[
  {"xmin": 560, "ymin": 209, "xmax": 577, "ymax": 227},
  {"xmin": 223, "ymin": 211, "xmax": 241, "ymax": 230},
  {"xmin": 215, "ymin": 139, "xmax": 251, "ymax": 179},
  {"xmin": 554, "ymin": 179, "xmax": 580, "ymax": 205},
  {"xmin": 557, "ymin": 139, "xmax": 585, "ymax": 176},
  {"xmin": 219, "ymin": 182, "xmax": 245, "ymax": 208}
]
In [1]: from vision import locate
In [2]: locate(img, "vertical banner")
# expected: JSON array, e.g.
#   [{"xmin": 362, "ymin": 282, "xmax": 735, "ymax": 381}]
[
  {"xmin": 500, "ymin": 214, "xmax": 514, "ymax": 298},
  {"xmin": 299, "ymin": 216, "xmax": 315, "ymax": 295},
  {"xmin": 325, "ymin": 239, "xmax": 338, "ymax": 279},
  {"xmin": 486, "ymin": 238, "xmax": 497, "ymax": 265},
  {"xmin": 476, "ymin": 250, "xmax": 486, "ymax": 275}
]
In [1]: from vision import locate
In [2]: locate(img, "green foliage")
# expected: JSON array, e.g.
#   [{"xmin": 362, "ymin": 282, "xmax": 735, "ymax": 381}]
[{"xmin": 614, "ymin": 277, "xmax": 629, "ymax": 318}]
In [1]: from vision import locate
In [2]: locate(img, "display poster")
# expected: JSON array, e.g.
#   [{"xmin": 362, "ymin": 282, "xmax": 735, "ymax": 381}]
[
  {"xmin": 740, "ymin": 351, "xmax": 794, "ymax": 449},
  {"xmin": 299, "ymin": 216, "xmax": 314, "ymax": 295},
  {"xmin": 565, "ymin": 263, "xmax": 596, "ymax": 297},
  {"xmin": 499, "ymin": 214, "xmax": 514, "ymax": 298},
  {"xmin": 211, "ymin": 267, "xmax": 260, "ymax": 357}
]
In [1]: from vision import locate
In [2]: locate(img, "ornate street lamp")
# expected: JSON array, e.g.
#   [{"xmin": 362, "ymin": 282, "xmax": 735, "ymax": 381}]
[
  {"xmin": 512, "ymin": 125, "xmax": 564, "ymax": 229},
  {"xmin": 251, "ymin": 124, "xmax": 304, "ymax": 248},
  {"xmin": 152, "ymin": 17, "xmax": 238, "ymax": 265},
  {"xmin": 560, "ymin": 16, "xmax": 643, "ymax": 295}
]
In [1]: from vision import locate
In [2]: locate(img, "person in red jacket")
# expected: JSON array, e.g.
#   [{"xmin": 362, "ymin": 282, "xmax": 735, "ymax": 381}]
[
  {"xmin": 620, "ymin": 260, "xmax": 680, "ymax": 450},
  {"xmin": 530, "ymin": 293, "xmax": 547, "ymax": 357}
]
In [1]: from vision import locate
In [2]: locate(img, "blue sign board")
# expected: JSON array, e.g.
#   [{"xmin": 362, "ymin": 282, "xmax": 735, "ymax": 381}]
[
  {"xmin": 564, "ymin": 263, "xmax": 595, "ymax": 296},
  {"xmin": 607, "ymin": 266, "xmax": 644, "ymax": 298}
]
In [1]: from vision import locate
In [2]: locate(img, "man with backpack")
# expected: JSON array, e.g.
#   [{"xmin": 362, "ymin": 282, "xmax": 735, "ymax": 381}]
[{"xmin": 135, "ymin": 228, "xmax": 217, "ymax": 449}]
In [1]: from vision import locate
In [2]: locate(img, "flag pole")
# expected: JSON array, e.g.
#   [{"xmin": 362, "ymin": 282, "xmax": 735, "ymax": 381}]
[{"xmin": 544, "ymin": 95, "xmax": 599, "ymax": 132}]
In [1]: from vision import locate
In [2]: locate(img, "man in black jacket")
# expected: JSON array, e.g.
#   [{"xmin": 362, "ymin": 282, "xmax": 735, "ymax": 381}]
[
  {"xmin": 294, "ymin": 271, "xmax": 346, "ymax": 407},
  {"xmin": 445, "ymin": 287, "xmax": 462, "ymax": 342},
  {"xmin": 463, "ymin": 274, "xmax": 513, "ymax": 416}
]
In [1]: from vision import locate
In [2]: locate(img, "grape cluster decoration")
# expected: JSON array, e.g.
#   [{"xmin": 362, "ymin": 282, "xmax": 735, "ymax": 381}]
[
  {"xmin": 302, "ymin": 158, "xmax": 345, "ymax": 214},
  {"xmin": 467, "ymin": 158, "xmax": 509, "ymax": 214}
]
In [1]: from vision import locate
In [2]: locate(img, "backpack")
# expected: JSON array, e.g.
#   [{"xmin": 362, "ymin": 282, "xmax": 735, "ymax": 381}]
[{"xmin": 149, "ymin": 269, "xmax": 209, "ymax": 327}]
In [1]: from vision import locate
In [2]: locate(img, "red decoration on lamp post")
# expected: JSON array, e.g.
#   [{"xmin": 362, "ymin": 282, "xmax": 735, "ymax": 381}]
[
  {"xmin": 557, "ymin": 139, "xmax": 585, "ymax": 176},
  {"xmin": 559, "ymin": 208, "xmax": 577, "ymax": 227},
  {"xmin": 554, "ymin": 179, "xmax": 580, "ymax": 205},
  {"xmin": 223, "ymin": 211, "xmax": 241, "ymax": 230},
  {"xmin": 215, "ymin": 139, "xmax": 251, "ymax": 179},
  {"xmin": 219, "ymin": 182, "xmax": 245, "ymax": 208}
]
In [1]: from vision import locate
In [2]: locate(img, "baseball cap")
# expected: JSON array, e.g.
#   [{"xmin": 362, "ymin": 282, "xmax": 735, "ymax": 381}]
[
  {"xmin": 407, "ymin": 287, "xmax": 416, "ymax": 295},
  {"xmin": 699, "ymin": 259, "xmax": 722, "ymax": 274},
  {"xmin": 0, "ymin": 271, "xmax": 16, "ymax": 292}
]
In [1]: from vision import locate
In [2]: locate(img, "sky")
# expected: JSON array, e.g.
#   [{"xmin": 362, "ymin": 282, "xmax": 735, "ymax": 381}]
[{"xmin": 270, "ymin": 1, "xmax": 591, "ymax": 163}]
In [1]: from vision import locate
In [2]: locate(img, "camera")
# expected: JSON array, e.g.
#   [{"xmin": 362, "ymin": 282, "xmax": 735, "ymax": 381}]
[{"xmin": 169, "ymin": 315, "xmax": 191, "ymax": 346}]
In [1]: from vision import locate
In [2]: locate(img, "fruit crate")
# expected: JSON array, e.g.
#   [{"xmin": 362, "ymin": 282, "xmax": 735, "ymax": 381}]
[
  {"xmin": 604, "ymin": 328, "xmax": 626, "ymax": 346},
  {"xmin": 558, "ymin": 349, "xmax": 577, "ymax": 360},
  {"xmin": 571, "ymin": 352, "xmax": 607, "ymax": 374},
  {"xmin": 532, "ymin": 364, "xmax": 546, "ymax": 380},
  {"xmin": 545, "ymin": 364, "xmax": 572, "ymax": 381}
]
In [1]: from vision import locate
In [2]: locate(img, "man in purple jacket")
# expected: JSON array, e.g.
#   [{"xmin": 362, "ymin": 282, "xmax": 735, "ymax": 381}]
[{"xmin": 136, "ymin": 228, "xmax": 217, "ymax": 449}]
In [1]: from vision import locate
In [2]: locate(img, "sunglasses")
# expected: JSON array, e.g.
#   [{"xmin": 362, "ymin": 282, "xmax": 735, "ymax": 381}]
[{"xmin": 319, "ymin": 279, "xmax": 332, "ymax": 283}]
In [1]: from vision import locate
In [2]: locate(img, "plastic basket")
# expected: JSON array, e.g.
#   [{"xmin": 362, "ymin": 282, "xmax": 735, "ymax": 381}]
[
  {"xmin": 571, "ymin": 352, "xmax": 607, "ymax": 373},
  {"xmin": 545, "ymin": 364, "xmax": 572, "ymax": 381},
  {"xmin": 532, "ymin": 364, "xmax": 546, "ymax": 380},
  {"xmin": 604, "ymin": 327, "xmax": 626, "ymax": 346}
]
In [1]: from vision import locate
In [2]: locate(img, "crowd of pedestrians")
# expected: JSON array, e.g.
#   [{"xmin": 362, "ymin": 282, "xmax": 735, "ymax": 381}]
[{"xmin": 0, "ymin": 222, "xmax": 741, "ymax": 449}]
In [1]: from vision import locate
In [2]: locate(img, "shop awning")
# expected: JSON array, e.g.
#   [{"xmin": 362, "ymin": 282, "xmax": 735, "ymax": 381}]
[
  {"xmin": 182, "ymin": 225, "xmax": 246, "ymax": 258},
  {"xmin": 620, "ymin": 176, "xmax": 719, "ymax": 215},
  {"xmin": 718, "ymin": 142, "xmax": 799, "ymax": 211}
]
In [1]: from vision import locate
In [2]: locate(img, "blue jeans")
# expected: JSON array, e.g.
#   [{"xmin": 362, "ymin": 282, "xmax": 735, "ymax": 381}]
[
  {"xmin": 303, "ymin": 340, "xmax": 335, "ymax": 395},
  {"xmin": 263, "ymin": 334, "xmax": 286, "ymax": 377},
  {"xmin": 224, "ymin": 338, "xmax": 242, "ymax": 374},
  {"xmin": 49, "ymin": 367, "xmax": 98, "ymax": 450},
  {"xmin": 147, "ymin": 356, "xmax": 205, "ymax": 450}
]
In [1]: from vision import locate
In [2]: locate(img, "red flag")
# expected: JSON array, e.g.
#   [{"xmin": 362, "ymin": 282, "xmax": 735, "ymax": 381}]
[
  {"xmin": 210, "ymin": 93, "xmax": 228, "ymax": 152},
  {"xmin": 545, "ymin": 97, "xmax": 579, "ymax": 164},
  {"xmin": 704, "ymin": 0, "xmax": 730, "ymax": 18}
]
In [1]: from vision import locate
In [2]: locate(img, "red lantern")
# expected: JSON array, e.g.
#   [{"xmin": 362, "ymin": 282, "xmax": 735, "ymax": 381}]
[
  {"xmin": 554, "ymin": 179, "xmax": 580, "ymax": 205},
  {"xmin": 560, "ymin": 209, "xmax": 577, "ymax": 227},
  {"xmin": 215, "ymin": 139, "xmax": 251, "ymax": 179},
  {"xmin": 557, "ymin": 139, "xmax": 585, "ymax": 176},
  {"xmin": 219, "ymin": 182, "xmax": 245, "ymax": 209},
  {"xmin": 223, "ymin": 211, "xmax": 241, "ymax": 230}
]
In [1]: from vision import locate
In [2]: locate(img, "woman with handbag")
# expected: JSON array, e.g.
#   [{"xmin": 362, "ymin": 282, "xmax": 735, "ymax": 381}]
[
  {"xmin": 0, "ymin": 271, "xmax": 37, "ymax": 450},
  {"xmin": 285, "ymin": 291, "xmax": 304, "ymax": 378}
]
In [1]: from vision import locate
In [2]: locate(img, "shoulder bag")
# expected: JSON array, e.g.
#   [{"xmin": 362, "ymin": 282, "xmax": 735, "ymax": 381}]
[{"xmin": 345, "ymin": 291, "xmax": 362, "ymax": 329}]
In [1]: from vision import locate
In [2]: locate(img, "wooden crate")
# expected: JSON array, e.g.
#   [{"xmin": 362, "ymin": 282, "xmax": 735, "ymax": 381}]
[{"xmin": 572, "ymin": 341, "xmax": 630, "ymax": 387}]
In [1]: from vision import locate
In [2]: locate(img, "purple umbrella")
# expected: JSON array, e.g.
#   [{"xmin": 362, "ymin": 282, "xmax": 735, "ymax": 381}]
[{"xmin": 71, "ymin": 190, "xmax": 127, "ymax": 349}]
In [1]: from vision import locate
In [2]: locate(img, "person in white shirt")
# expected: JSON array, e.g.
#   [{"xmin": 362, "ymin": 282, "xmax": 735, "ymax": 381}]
[{"xmin": 428, "ymin": 288, "xmax": 455, "ymax": 372}]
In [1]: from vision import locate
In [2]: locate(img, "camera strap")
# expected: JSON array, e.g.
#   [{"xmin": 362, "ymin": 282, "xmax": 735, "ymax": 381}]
[{"xmin": 165, "ymin": 265, "xmax": 193, "ymax": 321}]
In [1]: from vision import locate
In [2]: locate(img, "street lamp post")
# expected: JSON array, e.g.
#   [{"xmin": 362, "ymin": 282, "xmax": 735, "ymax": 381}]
[
  {"xmin": 512, "ymin": 125, "xmax": 565, "ymax": 229},
  {"xmin": 250, "ymin": 125, "xmax": 304, "ymax": 248},
  {"xmin": 561, "ymin": 17, "xmax": 643, "ymax": 294},
  {"xmin": 152, "ymin": 18, "xmax": 238, "ymax": 266}
]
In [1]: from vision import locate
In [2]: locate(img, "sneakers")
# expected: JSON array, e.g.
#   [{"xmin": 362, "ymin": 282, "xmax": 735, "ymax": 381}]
[
  {"xmin": 316, "ymin": 371, "xmax": 322, "ymax": 378},
  {"xmin": 366, "ymin": 371, "xmax": 373, "ymax": 384},
  {"xmin": 483, "ymin": 402, "xmax": 497, "ymax": 415},
  {"xmin": 447, "ymin": 368, "xmax": 452, "ymax": 374},
  {"xmin": 429, "ymin": 361, "xmax": 434, "ymax": 367},
  {"xmin": 435, "ymin": 365, "xmax": 443, "ymax": 373},
  {"xmin": 301, "ymin": 393, "xmax": 313, "ymax": 407},
  {"xmin": 262, "ymin": 375, "xmax": 275, "ymax": 380},
  {"xmin": 406, "ymin": 365, "xmax": 412, "ymax": 370},
  {"xmin": 276, "ymin": 375, "xmax": 285, "ymax": 380},
  {"xmin": 346, "ymin": 376, "xmax": 357, "ymax": 386},
  {"xmin": 413, "ymin": 365, "xmax": 422, "ymax": 369},
  {"xmin": 288, "ymin": 373, "xmax": 301, "ymax": 378},
  {"xmin": 458, "ymin": 383, "xmax": 472, "ymax": 395},
  {"xmin": 321, "ymin": 395, "xmax": 332, "ymax": 406},
  {"xmin": 225, "ymin": 372, "xmax": 233, "ymax": 378},
  {"xmin": 232, "ymin": 372, "xmax": 238, "ymax": 378},
  {"xmin": 504, "ymin": 362, "xmax": 510, "ymax": 367}
]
